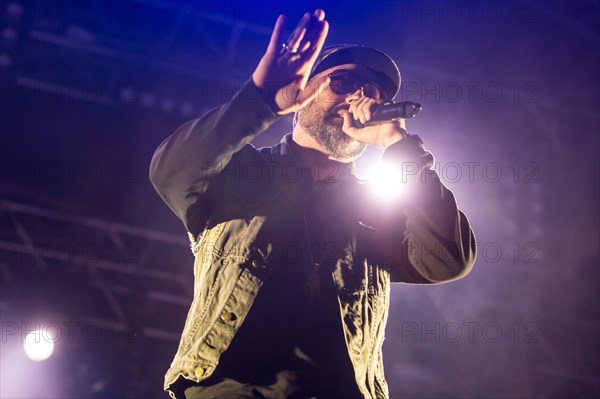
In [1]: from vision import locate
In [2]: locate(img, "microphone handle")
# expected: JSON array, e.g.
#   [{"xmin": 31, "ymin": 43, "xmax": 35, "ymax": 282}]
[{"xmin": 352, "ymin": 101, "xmax": 422, "ymax": 128}]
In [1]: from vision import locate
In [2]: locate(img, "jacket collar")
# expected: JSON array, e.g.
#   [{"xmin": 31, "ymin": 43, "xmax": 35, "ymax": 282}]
[{"xmin": 277, "ymin": 133, "xmax": 356, "ymax": 181}]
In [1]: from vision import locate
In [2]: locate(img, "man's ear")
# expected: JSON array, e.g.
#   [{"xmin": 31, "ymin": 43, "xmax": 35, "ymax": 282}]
[{"xmin": 292, "ymin": 112, "xmax": 298, "ymax": 129}]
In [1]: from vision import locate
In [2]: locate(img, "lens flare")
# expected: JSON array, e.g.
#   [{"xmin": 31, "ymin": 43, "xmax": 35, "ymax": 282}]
[
  {"xmin": 367, "ymin": 162, "xmax": 406, "ymax": 201},
  {"xmin": 23, "ymin": 330, "xmax": 54, "ymax": 362}
]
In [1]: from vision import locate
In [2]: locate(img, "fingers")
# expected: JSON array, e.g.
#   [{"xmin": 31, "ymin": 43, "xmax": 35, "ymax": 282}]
[
  {"xmin": 351, "ymin": 97, "xmax": 367, "ymax": 124},
  {"xmin": 349, "ymin": 97, "xmax": 367, "ymax": 125},
  {"xmin": 275, "ymin": 9, "xmax": 329, "ymax": 90},
  {"xmin": 291, "ymin": 10, "xmax": 325, "ymax": 51},
  {"xmin": 308, "ymin": 9, "xmax": 328, "ymax": 52},
  {"xmin": 307, "ymin": 18, "xmax": 329, "ymax": 62},
  {"xmin": 267, "ymin": 11, "xmax": 314, "ymax": 56},
  {"xmin": 298, "ymin": 19, "xmax": 329, "ymax": 89},
  {"xmin": 341, "ymin": 110, "xmax": 358, "ymax": 135},
  {"xmin": 350, "ymin": 97, "xmax": 385, "ymax": 124},
  {"xmin": 298, "ymin": 9, "xmax": 326, "ymax": 52},
  {"xmin": 259, "ymin": 9, "xmax": 329, "ymax": 114},
  {"xmin": 266, "ymin": 14, "xmax": 286, "ymax": 55},
  {"xmin": 298, "ymin": 40, "xmax": 311, "ymax": 53},
  {"xmin": 363, "ymin": 98, "xmax": 382, "ymax": 121},
  {"xmin": 289, "ymin": 13, "xmax": 312, "ymax": 49}
]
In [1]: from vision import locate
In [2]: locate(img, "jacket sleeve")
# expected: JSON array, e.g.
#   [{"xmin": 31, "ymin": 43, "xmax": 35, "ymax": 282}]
[
  {"xmin": 376, "ymin": 135, "xmax": 477, "ymax": 284},
  {"xmin": 149, "ymin": 79, "xmax": 279, "ymax": 235}
]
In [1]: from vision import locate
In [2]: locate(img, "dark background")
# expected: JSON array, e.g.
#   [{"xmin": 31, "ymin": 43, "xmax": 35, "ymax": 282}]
[{"xmin": 1, "ymin": 0, "xmax": 598, "ymax": 398}]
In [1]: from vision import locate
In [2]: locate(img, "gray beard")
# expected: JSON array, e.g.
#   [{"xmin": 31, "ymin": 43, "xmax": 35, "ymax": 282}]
[{"xmin": 297, "ymin": 103, "xmax": 366, "ymax": 160}]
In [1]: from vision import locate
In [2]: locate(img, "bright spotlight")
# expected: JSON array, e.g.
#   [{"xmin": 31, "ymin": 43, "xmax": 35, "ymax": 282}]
[
  {"xmin": 23, "ymin": 330, "xmax": 54, "ymax": 362},
  {"xmin": 367, "ymin": 163, "xmax": 406, "ymax": 201}
]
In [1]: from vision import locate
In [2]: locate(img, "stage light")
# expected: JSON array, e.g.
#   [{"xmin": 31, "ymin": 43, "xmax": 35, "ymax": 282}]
[
  {"xmin": 366, "ymin": 162, "xmax": 406, "ymax": 201},
  {"xmin": 23, "ymin": 329, "xmax": 54, "ymax": 362}
]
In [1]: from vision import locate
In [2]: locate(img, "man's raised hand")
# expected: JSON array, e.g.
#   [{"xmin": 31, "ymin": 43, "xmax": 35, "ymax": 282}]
[{"xmin": 252, "ymin": 9, "xmax": 330, "ymax": 116}]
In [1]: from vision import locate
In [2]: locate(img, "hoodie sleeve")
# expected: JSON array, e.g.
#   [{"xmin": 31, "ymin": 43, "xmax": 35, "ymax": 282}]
[
  {"xmin": 375, "ymin": 134, "xmax": 477, "ymax": 284},
  {"xmin": 149, "ymin": 79, "xmax": 279, "ymax": 235}
]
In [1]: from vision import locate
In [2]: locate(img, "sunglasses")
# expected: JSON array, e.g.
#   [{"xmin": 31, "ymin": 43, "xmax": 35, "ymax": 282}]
[{"xmin": 327, "ymin": 69, "xmax": 386, "ymax": 100}]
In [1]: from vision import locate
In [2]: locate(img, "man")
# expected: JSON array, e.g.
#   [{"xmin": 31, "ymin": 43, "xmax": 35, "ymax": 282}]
[{"xmin": 150, "ymin": 9, "xmax": 476, "ymax": 399}]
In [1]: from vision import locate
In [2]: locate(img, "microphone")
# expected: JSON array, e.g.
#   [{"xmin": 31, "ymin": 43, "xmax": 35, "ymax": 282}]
[{"xmin": 351, "ymin": 101, "xmax": 422, "ymax": 128}]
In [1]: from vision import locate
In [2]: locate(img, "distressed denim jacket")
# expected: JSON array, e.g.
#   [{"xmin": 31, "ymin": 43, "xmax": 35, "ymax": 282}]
[{"xmin": 149, "ymin": 80, "xmax": 476, "ymax": 399}]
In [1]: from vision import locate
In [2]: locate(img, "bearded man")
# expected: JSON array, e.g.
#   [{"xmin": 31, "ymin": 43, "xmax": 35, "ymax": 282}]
[{"xmin": 150, "ymin": 9, "xmax": 476, "ymax": 399}]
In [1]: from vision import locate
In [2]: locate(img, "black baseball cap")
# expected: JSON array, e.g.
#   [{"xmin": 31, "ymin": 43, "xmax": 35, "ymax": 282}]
[{"xmin": 309, "ymin": 44, "xmax": 401, "ymax": 100}]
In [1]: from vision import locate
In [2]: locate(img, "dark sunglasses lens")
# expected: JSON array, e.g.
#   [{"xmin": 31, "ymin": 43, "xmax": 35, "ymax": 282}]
[
  {"xmin": 329, "ymin": 75, "xmax": 358, "ymax": 95},
  {"xmin": 363, "ymin": 83, "xmax": 382, "ymax": 99},
  {"xmin": 329, "ymin": 72, "xmax": 383, "ymax": 99}
]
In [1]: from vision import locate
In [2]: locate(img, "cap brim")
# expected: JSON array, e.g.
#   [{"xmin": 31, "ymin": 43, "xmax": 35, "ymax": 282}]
[{"xmin": 310, "ymin": 45, "xmax": 400, "ymax": 99}]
